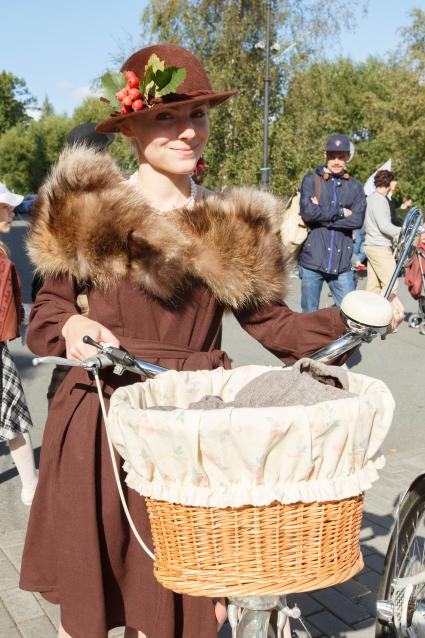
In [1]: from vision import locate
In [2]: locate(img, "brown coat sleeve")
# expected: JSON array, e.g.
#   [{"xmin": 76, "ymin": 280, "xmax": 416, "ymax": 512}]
[
  {"xmin": 27, "ymin": 276, "xmax": 80, "ymax": 357},
  {"xmin": 235, "ymin": 302, "xmax": 347, "ymax": 366}
]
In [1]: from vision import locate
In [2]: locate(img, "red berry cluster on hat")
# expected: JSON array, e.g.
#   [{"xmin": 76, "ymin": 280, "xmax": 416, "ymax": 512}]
[
  {"xmin": 100, "ymin": 54, "xmax": 187, "ymax": 117},
  {"xmin": 116, "ymin": 71, "xmax": 144, "ymax": 114},
  {"xmin": 96, "ymin": 45, "xmax": 238, "ymax": 133}
]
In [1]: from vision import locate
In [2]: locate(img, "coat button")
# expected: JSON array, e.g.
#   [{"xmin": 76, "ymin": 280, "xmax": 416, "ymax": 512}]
[
  {"xmin": 327, "ymin": 247, "xmax": 331, "ymax": 251},
  {"xmin": 337, "ymin": 249, "xmax": 341, "ymax": 253}
]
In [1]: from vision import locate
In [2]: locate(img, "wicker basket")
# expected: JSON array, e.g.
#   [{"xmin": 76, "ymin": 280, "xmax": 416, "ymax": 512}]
[{"xmin": 146, "ymin": 494, "xmax": 365, "ymax": 597}]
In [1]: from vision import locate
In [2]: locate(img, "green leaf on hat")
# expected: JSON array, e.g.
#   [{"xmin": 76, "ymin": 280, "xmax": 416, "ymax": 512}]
[
  {"xmin": 100, "ymin": 71, "xmax": 126, "ymax": 109},
  {"xmin": 155, "ymin": 67, "xmax": 187, "ymax": 96},
  {"xmin": 140, "ymin": 56, "xmax": 163, "ymax": 101},
  {"xmin": 139, "ymin": 55, "xmax": 187, "ymax": 102},
  {"xmin": 154, "ymin": 68, "xmax": 173, "ymax": 90},
  {"xmin": 140, "ymin": 66, "xmax": 155, "ymax": 102},
  {"xmin": 145, "ymin": 53, "xmax": 165, "ymax": 74}
]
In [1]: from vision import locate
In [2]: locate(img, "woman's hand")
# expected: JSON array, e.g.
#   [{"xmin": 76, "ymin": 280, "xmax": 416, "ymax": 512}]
[
  {"xmin": 62, "ymin": 315, "xmax": 120, "ymax": 361},
  {"xmin": 388, "ymin": 294, "xmax": 405, "ymax": 333}
]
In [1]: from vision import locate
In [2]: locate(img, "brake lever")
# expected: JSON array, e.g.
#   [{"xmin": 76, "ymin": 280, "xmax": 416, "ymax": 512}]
[
  {"xmin": 82, "ymin": 336, "xmax": 164, "ymax": 377},
  {"xmin": 82, "ymin": 336, "xmax": 144, "ymax": 376}
]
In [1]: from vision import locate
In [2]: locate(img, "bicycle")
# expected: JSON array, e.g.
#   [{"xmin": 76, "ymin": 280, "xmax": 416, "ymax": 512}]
[
  {"xmin": 376, "ymin": 477, "xmax": 425, "ymax": 637},
  {"xmin": 372, "ymin": 207, "xmax": 425, "ymax": 638},
  {"xmin": 32, "ymin": 329, "xmax": 383, "ymax": 638},
  {"xmin": 33, "ymin": 208, "xmax": 423, "ymax": 638}
]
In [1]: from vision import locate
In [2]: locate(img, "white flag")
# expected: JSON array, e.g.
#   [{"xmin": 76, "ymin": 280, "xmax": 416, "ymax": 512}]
[{"xmin": 364, "ymin": 159, "xmax": 392, "ymax": 196}]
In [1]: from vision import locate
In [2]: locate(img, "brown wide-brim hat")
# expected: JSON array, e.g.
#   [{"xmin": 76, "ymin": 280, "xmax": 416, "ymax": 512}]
[{"xmin": 96, "ymin": 44, "xmax": 237, "ymax": 133}]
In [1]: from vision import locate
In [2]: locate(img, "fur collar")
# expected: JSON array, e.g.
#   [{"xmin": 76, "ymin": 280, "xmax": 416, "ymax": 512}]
[{"xmin": 27, "ymin": 146, "xmax": 288, "ymax": 310}]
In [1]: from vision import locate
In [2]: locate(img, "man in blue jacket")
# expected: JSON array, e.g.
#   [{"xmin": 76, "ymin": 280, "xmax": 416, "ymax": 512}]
[{"xmin": 298, "ymin": 134, "xmax": 366, "ymax": 312}]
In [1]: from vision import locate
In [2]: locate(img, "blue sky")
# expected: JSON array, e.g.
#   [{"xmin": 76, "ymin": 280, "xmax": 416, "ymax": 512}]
[
  {"xmin": 2, "ymin": 0, "xmax": 148, "ymax": 116},
  {"xmin": 1, "ymin": 0, "xmax": 424, "ymax": 116}
]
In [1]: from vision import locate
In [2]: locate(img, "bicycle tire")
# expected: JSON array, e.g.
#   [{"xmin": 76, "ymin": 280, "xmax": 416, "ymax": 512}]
[
  {"xmin": 376, "ymin": 475, "xmax": 425, "ymax": 637},
  {"xmin": 408, "ymin": 314, "xmax": 423, "ymax": 329}
]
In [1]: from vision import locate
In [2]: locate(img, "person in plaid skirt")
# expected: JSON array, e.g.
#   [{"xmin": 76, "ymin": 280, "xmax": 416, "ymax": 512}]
[{"xmin": 0, "ymin": 183, "xmax": 38, "ymax": 506}]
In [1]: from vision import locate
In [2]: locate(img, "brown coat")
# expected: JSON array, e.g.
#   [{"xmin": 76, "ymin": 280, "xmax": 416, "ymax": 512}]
[{"xmin": 20, "ymin": 147, "xmax": 347, "ymax": 638}]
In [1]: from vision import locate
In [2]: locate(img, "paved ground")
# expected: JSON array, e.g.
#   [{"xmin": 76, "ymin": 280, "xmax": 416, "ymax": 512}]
[{"xmin": 1, "ymin": 217, "xmax": 425, "ymax": 637}]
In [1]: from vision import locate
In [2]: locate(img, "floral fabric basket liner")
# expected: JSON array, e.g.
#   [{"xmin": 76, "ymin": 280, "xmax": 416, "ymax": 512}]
[{"xmin": 107, "ymin": 365, "xmax": 394, "ymax": 508}]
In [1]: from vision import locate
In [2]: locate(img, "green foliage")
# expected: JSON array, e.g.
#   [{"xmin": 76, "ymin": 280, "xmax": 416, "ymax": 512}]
[
  {"xmin": 72, "ymin": 96, "xmax": 111, "ymax": 124},
  {"xmin": 0, "ymin": 116, "xmax": 70, "ymax": 193},
  {"xmin": 271, "ymin": 55, "xmax": 425, "ymax": 203},
  {"xmin": 2, "ymin": 1, "xmax": 425, "ymax": 204},
  {"xmin": 72, "ymin": 97, "xmax": 138, "ymax": 176},
  {"xmin": 40, "ymin": 96, "xmax": 55, "ymax": 119},
  {"xmin": 139, "ymin": 53, "xmax": 187, "ymax": 99},
  {"xmin": 108, "ymin": 135, "xmax": 139, "ymax": 176},
  {"xmin": 36, "ymin": 115, "xmax": 71, "ymax": 166},
  {"xmin": 399, "ymin": 8, "xmax": 425, "ymax": 73},
  {"xmin": 0, "ymin": 124, "xmax": 41, "ymax": 193},
  {"xmin": 0, "ymin": 72, "xmax": 35, "ymax": 135},
  {"xmin": 154, "ymin": 66, "xmax": 186, "ymax": 96},
  {"xmin": 0, "ymin": 92, "xmax": 139, "ymax": 193},
  {"xmin": 100, "ymin": 71, "xmax": 127, "ymax": 109}
]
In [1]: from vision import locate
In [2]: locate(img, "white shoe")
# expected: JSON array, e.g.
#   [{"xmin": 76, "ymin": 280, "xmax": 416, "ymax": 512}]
[{"xmin": 21, "ymin": 472, "xmax": 39, "ymax": 506}]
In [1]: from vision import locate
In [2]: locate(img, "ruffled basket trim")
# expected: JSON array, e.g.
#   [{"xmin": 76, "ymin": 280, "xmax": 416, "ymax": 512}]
[{"xmin": 122, "ymin": 455, "xmax": 385, "ymax": 508}]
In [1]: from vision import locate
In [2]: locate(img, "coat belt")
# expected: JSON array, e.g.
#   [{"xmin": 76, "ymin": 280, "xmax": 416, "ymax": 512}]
[{"xmin": 117, "ymin": 336, "xmax": 231, "ymax": 371}]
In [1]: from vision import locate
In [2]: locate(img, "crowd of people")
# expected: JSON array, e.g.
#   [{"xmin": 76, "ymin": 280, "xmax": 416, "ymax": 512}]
[{"xmin": 0, "ymin": 43, "xmax": 411, "ymax": 638}]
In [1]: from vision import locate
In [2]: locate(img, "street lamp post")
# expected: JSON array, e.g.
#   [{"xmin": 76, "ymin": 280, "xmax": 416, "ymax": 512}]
[
  {"xmin": 258, "ymin": 6, "xmax": 311, "ymax": 193},
  {"xmin": 261, "ymin": 0, "xmax": 272, "ymax": 192}
]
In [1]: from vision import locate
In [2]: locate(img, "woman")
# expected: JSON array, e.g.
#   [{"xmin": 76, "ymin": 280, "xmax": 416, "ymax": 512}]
[
  {"xmin": 20, "ymin": 44, "xmax": 374, "ymax": 638},
  {"xmin": 0, "ymin": 183, "xmax": 38, "ymax": 505}
]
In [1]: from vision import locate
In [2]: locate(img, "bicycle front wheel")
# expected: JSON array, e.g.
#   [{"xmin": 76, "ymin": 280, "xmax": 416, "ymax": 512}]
[
  {"xmin": 236, "ymin": 608, "xmax": 278, "ymax": 637},
  {"xmin": 376, "ymin": 476, "xmax": 425, "ymax": 637}
]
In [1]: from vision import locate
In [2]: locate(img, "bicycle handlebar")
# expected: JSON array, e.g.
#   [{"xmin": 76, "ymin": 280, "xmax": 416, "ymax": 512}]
[
  {"xmin": 32, "ymin": 353, "xmax": 113, "ymax": 371},
  {"xmin": 32, "ymin": 342, "xmax": 167, "ymax": 377},
  {"xmin": 32, "ymin": 326, "xmax": 368, "ymax": 374}
]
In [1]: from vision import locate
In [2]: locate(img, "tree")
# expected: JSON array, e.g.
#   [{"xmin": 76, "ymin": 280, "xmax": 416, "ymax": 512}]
[
  {"xmin": 0, "ymin": 116, "xmax": 70, "ymax": 193},
  {"xmin": 72, "ymin": 97, "xmax": 139, "ymax": 175},
  {"xmin": 40, "ymin": 96, "xmax": 55, "ymax": 119},
  {"xmin": 270, "ymin": 55, "xmax": 425, "ymax": 203},
  {"xmin": 270, "ymin": 59, "xmax": 364, "ymax": 195},
  {"xmin": 399, "ymin": 8, "xmax": 425, "ymax": 75},
  {"xmin": 0, "ymin": 72, "xmax": 35, "ymax": 135},
  {"xmin": 0, "ymin": 124, "xmax": 42, "ymax": 193},
  {"xmin": 72, "ymin": 96, "xmax": 111, "ymax": 124},
  {"xmin": 36, "ymin": 115, "xmax": 71, "ymax": 166},
  {"xmin": 140, "ymin": 0, "xmax": 365, "ymax": 189}
]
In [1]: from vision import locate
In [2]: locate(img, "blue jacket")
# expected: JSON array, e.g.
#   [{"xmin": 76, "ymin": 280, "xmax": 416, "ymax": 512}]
[{"xmin": 298, "ymin": 166, "xmax": 366, "ymax": 274}]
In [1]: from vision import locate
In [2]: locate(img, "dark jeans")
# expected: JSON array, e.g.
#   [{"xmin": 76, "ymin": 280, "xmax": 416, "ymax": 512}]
[{"xmin": 353, "ymin": 229, "xmax": 366, "ymax": 265}]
